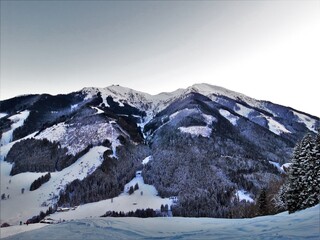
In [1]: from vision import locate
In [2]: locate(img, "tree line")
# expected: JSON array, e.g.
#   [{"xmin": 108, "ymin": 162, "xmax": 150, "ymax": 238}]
[
  {"xmin": 275, "ymin": 131, "xmax": 319, "ymax": 213},
  {"xmin": 30, "ymin": 172, "xmax": 51, "ymax": 191}
]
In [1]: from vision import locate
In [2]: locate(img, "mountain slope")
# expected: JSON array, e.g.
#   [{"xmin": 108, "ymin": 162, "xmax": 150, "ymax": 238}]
[{"xmin": 0, "ymin": 83, "xmax": 319, "ymax": 224}]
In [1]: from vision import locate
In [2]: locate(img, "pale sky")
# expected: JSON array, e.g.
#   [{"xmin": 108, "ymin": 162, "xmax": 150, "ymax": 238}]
[{"xmin": 1, "ymin": 1, "xmax": 319, "ymax": 117}]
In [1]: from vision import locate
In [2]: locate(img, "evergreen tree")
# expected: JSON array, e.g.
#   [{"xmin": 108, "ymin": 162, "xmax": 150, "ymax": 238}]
[
  {"xmin": 257, "ymin": 188, "xmax": 268, "ymax": 216},
  {"xmin": 128, "ymin": 186, "xmax": 134, "ymax": 195},
  {"xmin": 286, "ymin": 133, "xmax": 320, "ymax": 213},
  {"xmin": 160, "ymin": 204, "xmax": 165, "ymax": 212},
  {"xmin": 273, "ymin": 182, "xmax": 288, "ymax": 211},
  {"xmin": 286, "ymin": 141, "xmax": 302, "ymax": 213},
  {"xmin": 301, "ymin": 134, "xmax": 318, "ymax": 209}
]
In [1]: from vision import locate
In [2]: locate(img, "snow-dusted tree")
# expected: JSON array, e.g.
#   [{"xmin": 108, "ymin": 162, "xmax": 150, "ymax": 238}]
[
  {"xmin": 286, "ymin": 133, "xmax": 319, "ymax": 213},
  {"xmin": 273, "ymin": 182, "xmax": 289, "ymax": 211},
  {"xmin": 286, "ymin": 141, "xmax": 303, "ymax": 213},
  {"xmin": 300, "ymin": 133, "xmax": 319, "ymax": 209},
  {"xmin": 315, "ymin": 131, "xmax": 320, "ymax": 193}
]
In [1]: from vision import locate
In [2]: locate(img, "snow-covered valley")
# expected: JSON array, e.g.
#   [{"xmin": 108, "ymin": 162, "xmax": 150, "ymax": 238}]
[
  {"xmin": 1, "ymin": 205, "xmax": 319, "ymax": 239},
  {"xmin": 0, "ymin": 149, "xmax": 172, "ymax": 226}
]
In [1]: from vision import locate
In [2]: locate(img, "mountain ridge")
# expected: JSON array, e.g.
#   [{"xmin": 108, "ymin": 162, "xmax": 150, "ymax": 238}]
[{"xmin": 0, "ymin": 83, "xmax": 319, "ymax": 224}]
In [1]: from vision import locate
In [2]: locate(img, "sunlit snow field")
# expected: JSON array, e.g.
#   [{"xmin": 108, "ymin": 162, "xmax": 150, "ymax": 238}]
[{"xmin": 1, "ymin": 205, "xmax": 319, "ymax": 240}]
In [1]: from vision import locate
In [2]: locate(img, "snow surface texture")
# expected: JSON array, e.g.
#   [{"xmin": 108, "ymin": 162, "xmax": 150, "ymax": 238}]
[
  {"xmin": 0, "ymin": 110, "xmax": 30, "ymax": 146},
  {"xmin": 2, "ymin": 205, "xmax": 319, "ymax": 240},
  {"xmin": 0, "ymin": 146, "xmax": 107, "ymax": 225}
]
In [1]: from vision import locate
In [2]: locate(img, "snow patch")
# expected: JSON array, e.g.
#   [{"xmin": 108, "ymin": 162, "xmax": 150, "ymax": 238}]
[
  {"xmin": 219, "ymin": 109, "xmax": 239, "ymax": 126},
  {"xmin": 169, "ymin": 108, "xmax": 194, "ymax": 121},
  {"xmin": 265, "ymin": 116, "xmax": 291, "ymax": 135},
  {"xmin": 292, "ymin": 111, "xmax": 317, "ymax": 133},
  {"xmin": 234, "ymin": 103, "xmax": 252, "ymax": 118},
  {"xmin": 178, "ymin": 126, "xmax": 211, "ymax": 138},
  {"xmin": 172, "ymin": 110, "xmax": 214, "ymax": 138},
  {"xmin": 0, "ymin": 110, "xmax": 30, "ymax": 146},
  {"xmin": 281, "ymin": 163, "xmax": 292, "ymax": 172},
  {"xmin": 190, "ymin": 83, "xmax": 261, "ymax": 109},
  {"xmin": 142, "ymin": 156, "xmax": 152, "ymax": 165},
  {"xmin": 90, "ymin": 106, "xmax": 104, "ymax": 114},
  {"xmin": 137, "ymin": 111, "xmax": 154, "ymax": 137},
  {"xmin": 70, "ymin": 104, "xmax": 78, "ymax": 110},
  {"xmin": 269, "ymin": 161, "xmax": 284, "ymax": 173},
  {"xmin": 202, "ymin": 114, "xmax": 216, "ymax": 125},
  {"xmin": 236, "ymin": 190, "xmax": 254, "ymax": 203},
  {"xmin": 0, "ymin": 113, "xmax": 8, "ymax": 119}
]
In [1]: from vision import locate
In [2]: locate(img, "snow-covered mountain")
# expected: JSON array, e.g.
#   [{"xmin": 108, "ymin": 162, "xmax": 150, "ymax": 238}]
[{"xmin": 0, "ymin": 83, "xmax": 319, "ymax": 225}]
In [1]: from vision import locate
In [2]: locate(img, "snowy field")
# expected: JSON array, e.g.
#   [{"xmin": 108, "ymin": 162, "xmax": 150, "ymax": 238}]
[
  {"xmin": 0, "ymin": 146, "xmax": 108, "ymax": 225},
  {"xmin": 46, "ymin": 171, "xmax": 173, "ymax": 222},
  {"xmin": 1, "ymin": 205, "xmax": 319, "ymax": 240}
]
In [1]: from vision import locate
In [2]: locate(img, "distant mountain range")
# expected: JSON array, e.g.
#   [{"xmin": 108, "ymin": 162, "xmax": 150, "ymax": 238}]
[{"xmin": 0, "ymin": 83, "xmax": 319, "ymax": 224}]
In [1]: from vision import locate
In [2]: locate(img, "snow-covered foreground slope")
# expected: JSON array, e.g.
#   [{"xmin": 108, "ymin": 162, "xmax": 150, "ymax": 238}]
[{"xmin": 2, "ymin": 205, "xmax": 319, "ymax": 240}]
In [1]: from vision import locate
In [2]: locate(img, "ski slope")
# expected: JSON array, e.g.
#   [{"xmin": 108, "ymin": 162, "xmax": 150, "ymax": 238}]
[
  {"xmin": 0, "ymin": 110, "xmax": 30, "ymax": 146},
  {"xmin": 0, "ymin": 146, "xmax": 108, "ymax": 225},
  {"xmin": 47, "ymin": 171, "xmax": 173, "ymax": 222},
  {"xmin": 2, "ymin": 205, "xmax": 319, "ymax": 239}
]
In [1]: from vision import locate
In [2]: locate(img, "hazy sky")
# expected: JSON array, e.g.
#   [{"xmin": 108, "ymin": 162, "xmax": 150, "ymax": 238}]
[{"xmin": 1, "ymin": 1, "xmax": 319, "ymax": 116}]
